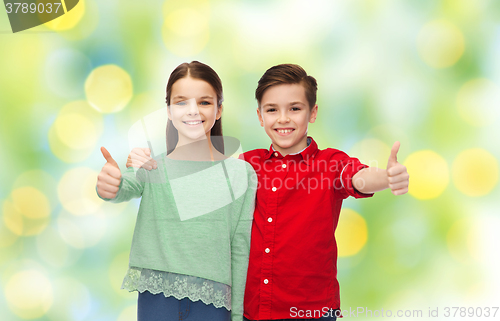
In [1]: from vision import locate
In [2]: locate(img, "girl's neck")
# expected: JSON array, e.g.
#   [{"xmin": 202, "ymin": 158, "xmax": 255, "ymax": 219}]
[{"xmin": 168, "ymin": 135, "xmax": 224, "ymax": 161}]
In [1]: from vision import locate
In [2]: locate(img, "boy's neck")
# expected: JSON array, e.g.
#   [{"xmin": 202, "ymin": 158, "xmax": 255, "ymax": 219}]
[{"xmin": 272, "ymin": 135, "xmax": 309, "ymax": 156}]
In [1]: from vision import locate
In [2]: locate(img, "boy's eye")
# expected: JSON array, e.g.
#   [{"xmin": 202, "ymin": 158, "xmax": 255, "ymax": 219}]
[
  {"xmin": 266, "ymin": 108, "xmax": 276, "ymax": 112},
  {"xmin": 200, "ymin": 101, "xmax": 211, "ymax": 106},
  {"xmin": 175, "ymin": 101, "xmax": 186, "ymax": 106},
  {"xmin": 291, "ymin": 107, "xmax": 301, "ymax": 111}
]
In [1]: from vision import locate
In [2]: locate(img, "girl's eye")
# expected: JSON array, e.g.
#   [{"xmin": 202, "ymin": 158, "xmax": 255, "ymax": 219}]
[
  {"xmin": 200, "ymin": 101, "xmax": 211, "ymax": 106},
  {"xmin": 175, "ymin": 101, "xmax": 186, "ymax": 106}
]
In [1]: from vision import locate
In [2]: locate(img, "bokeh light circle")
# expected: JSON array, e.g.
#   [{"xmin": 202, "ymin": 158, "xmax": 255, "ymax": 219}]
[
  {"xmin": 44, "ymin": 48, "xmax": 92, "ymax": 98},
  {"xmin": 336, "ymin": 208, "xmax": 368, "ymax": 257},
  {"xmin": 85, "ymin": 65, "xmax": 133, "ymax": 113},
  {"xmin": 46, "ymin": 277, "xmax": 91, "ymax": 321},
  {"xmin": 404, "ymin": 150, "xmax": 449, "ymax": 199},
  {"xmin": 109, "ymin": 251, "xmax": 130, "ymax": 296},
  {"xmin": 57, "ymin": 208, "xmax": 107, "ymax": 249},
  {"xmin": 417, "ymin": 20, "xmax": 465, "ymax": 68},
  {"xmin": 452, "ymin": 148, "xmax": 498, "ymax": 197},
  {"xmin": 3, "ymin": 187, "xmax": 51, "ymax": 236},
  {"xmin": 117, "ymin": 305, "xmax": 137, "ymax": 321},
  {"xmin": 57, "ymin": 167, "xmax": 102, "ymax": 216},
  {"xmin": 44, "ymin": 0, "xmax": 86, "ymax": 31},
  {"xmin": 4, "ymin": 270, "xmax": 53, "ymax": 319},
  {"xmin": 36, "ymin": 226, "xmax": 82, "ymax": 268},
  {"xmin": 49, "ymin": 101, "xmax": 103, "ymax": 163},
  {"xmin": 456, "ymin": 79, "xmax": 500, "ymax": 126},
  {"xmin": 348, "ymin": 138, "xmax": 391, "ymax": 170},
  {"xmin": 162, "ymin": 6, "xmax": 210, "ymax": 56}
]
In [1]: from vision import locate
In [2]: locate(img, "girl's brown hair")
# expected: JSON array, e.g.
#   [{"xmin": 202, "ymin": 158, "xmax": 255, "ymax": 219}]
[
  {"xmin": 255, "ymin": 64, "xmax": 317, "ymax": 109},
  {"xmin": 165, "ymin": 61, "xmax": 224, "ymax": 155}
]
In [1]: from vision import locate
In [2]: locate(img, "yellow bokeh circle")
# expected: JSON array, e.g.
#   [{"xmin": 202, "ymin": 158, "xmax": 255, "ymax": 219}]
[
  {"xmin": 49, "ymin": 100, "xmax": 103, "ymax": 163},
  {"xmin": 336, "ymin": 208, "xmax": 368, "ymax": 257},
  {"xmin": 456, "ymin": 78, "xmax": 500, "ymax": 127},
  {"xmin": 404, "ymin": 150, "xmax": 449, "ymax": 199},
  {"xmin": 2, "ymin": 187, "xmax": 51, "ymax": 236},
  {"xmin": 57, "ymin": 167, "xmax": 102, "ymax": 216},
  {"xmin": 162, "ymin": 7, "xmax": 210, "ymax": 56},
  {"xmin": 5, "ymin": 270, "xmax": 53, "ymax": 319},
  {"xmin": 348, "ymin": 138, "xmax": 391, "ymax": 170},
  {"xmin": 85, "ymin": 65, "xmax": 133, "ymax": 113},
  {"xmin": 417, "ymin": 20, "xmax": 465, "ymax": 68},
  {"xmin": 44, "ymin": 0, "xmax": 86, "ymax": 31},
  {"xmin": 117, "ymin": 305, "xmax": 138, "ymax": 321},
  {"xmin": 452, "ymin": 148, "xmax": 498, "ymax": 197},
  {"xmin": 447, "ymin": 217, "xmax": 481, "ymax": 265}
]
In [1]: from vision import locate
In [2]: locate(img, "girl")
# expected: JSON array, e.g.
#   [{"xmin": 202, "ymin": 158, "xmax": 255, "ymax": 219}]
[{"xmin": 96, "ymin": 61, "xmax": 257, "ymax": 321}]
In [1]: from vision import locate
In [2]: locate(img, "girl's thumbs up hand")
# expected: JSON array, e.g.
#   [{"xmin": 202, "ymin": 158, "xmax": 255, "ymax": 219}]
[
  {"xmin": 386, "ymin": 141, "xmax": 409, "ymax": 196},
  {"xmin": 97, "ymin": 147, "xmax": 122, "ymax": 199}
]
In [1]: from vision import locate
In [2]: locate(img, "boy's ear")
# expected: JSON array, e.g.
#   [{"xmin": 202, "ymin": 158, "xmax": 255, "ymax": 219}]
[
  {"xmin": 256, "ymin": 107, "xmax": 264, "ymax": 127},
  {"xmin": 309, "ymin": 104, "xmax": 318, "ymax": 123}
]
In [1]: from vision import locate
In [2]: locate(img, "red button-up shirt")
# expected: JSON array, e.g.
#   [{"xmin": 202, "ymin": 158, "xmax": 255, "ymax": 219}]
[{"xmin": 239, "ymin": 136, "xmax": 374, "ymax": 320}]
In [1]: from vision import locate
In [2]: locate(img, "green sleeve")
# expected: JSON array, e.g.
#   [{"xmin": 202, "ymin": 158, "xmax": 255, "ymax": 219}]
[
  {"xmin": 230, "ymin": 164, "xmax": 257, "ymax": 321},
  {"xmin": 96, "ymin": 166, "xmax": 146, "ymax": 203}
]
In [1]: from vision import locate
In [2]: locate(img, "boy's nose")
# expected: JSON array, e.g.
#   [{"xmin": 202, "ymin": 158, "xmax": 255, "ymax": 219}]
[{"xmin": 277, "ymin": 112, "xmax": 290, "ymax": 123}]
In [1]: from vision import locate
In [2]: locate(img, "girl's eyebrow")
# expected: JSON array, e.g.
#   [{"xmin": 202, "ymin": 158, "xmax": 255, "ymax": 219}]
[{"xmin": 172, "ymin": 95, "xmax": 214, "ymax": 100}]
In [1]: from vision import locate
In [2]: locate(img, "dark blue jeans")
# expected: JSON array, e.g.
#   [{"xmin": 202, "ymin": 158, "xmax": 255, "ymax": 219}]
[{"xmin": 137, "ymin": 290, "xmax": 231, "ymax": 321}]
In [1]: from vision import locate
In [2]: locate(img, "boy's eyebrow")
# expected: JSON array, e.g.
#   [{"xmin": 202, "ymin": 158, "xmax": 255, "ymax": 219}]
[{"xmin": 262, "ymin": 103, "xmax": 278, "ymax": 108}]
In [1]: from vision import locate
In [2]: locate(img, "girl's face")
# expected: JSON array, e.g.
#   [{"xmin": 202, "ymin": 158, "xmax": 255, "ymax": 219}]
[{"xmin": 168, "ymin": 76, "xmax": 222, "ymax": 143}]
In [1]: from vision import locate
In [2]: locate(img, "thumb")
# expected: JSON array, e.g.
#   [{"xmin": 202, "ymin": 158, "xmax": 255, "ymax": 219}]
[
  {"xmin": 387, "ymin": 141, "xmax": 400, "ymax": 168},
  {"xmin": 101, "ymin": 147, "xmax": 119, "ymax": 168}
]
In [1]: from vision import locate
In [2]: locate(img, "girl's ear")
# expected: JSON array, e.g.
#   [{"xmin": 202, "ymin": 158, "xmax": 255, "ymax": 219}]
[
  {"xmin": 216, "ymin": 104, "xmax": 223, "ymax": 120},
  {"xmin": 167, "ymin": 106, "xmax": 172, "ymax": 120}
]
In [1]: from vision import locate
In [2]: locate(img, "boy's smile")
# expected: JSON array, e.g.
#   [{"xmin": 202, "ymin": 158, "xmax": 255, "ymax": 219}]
[{"xmin": 257, "ymin": 83, "xmax": 318, "ymax": 156}]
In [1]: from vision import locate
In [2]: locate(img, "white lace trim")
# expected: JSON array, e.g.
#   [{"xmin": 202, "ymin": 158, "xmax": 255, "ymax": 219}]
[{"xmin": 121, "ymin": 267, "xmax": 232, "ymax": 311}]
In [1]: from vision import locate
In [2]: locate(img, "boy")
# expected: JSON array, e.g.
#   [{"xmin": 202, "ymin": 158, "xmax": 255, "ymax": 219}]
[{"xmin": 239, "ymin": 64, "xmax": 408, "ymax": 321}]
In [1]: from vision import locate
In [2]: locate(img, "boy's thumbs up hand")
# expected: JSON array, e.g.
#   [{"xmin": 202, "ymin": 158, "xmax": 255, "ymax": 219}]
[
  {"xmin": 386, "ymin": 141, "xmax": 409, "ymax": 196},
  {"xmin": 96, "ymin": 147, "xmax": 122, "ymax": 199}
]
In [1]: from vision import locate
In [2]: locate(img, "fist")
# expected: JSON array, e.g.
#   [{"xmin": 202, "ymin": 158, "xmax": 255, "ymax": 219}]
[
  {"xmin": 126, "ymin": 147, "xmax": 157, "ymax": 170},
  {"xmin": 96, "ymin": 147, "xmax": 122, "ymax": 199},
  {"xmin": 386, "ymin": 141, "xmax": 409, "ymax": 196}
]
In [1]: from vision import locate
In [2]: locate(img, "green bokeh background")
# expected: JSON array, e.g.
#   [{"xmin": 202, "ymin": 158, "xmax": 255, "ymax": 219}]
[{"xmin": 1, "ymin": 0, "xmax": 499, "ymax": 320}]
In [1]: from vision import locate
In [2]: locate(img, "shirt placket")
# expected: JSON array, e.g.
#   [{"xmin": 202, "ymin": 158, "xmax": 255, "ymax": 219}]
[{"xmin": 259, "ymin": 153, "xmax": 289, "ymax": 318}]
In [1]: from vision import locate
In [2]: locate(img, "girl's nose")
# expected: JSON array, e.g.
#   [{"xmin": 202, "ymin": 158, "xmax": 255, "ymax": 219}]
[{"xmin": 186, "ymin": 99, "xmax": 199, "ymax": 116}]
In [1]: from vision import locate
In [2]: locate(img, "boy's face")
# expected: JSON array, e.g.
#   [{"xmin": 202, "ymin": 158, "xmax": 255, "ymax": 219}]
[{"xmin": 257, "ymin": 83, "xmax": 318, "ymax": 155}]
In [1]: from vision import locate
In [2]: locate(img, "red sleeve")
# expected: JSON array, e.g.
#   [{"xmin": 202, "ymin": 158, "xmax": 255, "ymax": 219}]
[{"xmin": 332, "ymin": 151, "xmax": 375, "ymax": 200}]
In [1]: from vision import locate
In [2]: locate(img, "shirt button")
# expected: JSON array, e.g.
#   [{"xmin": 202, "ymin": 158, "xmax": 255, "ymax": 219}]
[
  {"xmin": 265, "ymin": 248, "xmax": 270, "ymax": 253},
  {"xmin": 282, "ymin": 164, "xmax": 286, "ymax": 169},
  {"xmin": 268, "ymin": 217, "xmax": 272, "ymax": 222},
  {"xmin": 272, "ymin": 187, "xmax": 277, "ymax": 192},
  {"xmin": 274, "ymin": 152, "xmax": 278, "ymax": 157},
  {"xmin": 264, "ymin": 279, "xmax": 269, "ymax": 284}
]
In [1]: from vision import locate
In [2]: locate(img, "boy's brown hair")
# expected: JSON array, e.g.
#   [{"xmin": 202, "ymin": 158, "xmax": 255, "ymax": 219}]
[{"xmin": 255, "ymin": 64, "xmax": 318, "ymax": 109}]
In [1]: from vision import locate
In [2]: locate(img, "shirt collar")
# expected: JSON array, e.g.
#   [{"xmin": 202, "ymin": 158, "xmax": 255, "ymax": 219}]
[{"xmin": 264, "ymin": 136, "xmax": 318, "ymax": 165}]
